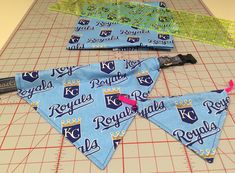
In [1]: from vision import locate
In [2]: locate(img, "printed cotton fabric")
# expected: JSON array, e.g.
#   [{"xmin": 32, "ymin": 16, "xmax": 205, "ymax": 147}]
[
  {"xmin": 67, "ymin": 2, "xmax": 174, "ymax": 50},
  {"xmin": 15, "ymin": 57, "xmax": 230, "ymax": 169},
  {"xmin": 15, "ymin": 57, "xmax": 160, "ymax": 169},
  {"xmin": 138, "ymin": 89, "xmax": 229, "ymax": 163}
]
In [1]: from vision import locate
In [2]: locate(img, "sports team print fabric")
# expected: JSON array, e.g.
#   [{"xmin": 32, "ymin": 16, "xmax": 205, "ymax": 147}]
[
  {"xmin": 67, "ymin": 2, "xmax": 174, "ymax": 50},
  {"xmin": 138, "ymin": 89, "xmax": 230, "ymax": 163},
  {"xmin": 15, "ymin": 57, "xmax": 160, "ymax": 169}
]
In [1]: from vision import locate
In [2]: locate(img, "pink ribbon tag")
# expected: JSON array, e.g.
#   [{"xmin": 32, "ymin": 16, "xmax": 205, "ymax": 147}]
[{"xmin": 225, "ymin": 80, "xmax": 234, "ymax": 93}]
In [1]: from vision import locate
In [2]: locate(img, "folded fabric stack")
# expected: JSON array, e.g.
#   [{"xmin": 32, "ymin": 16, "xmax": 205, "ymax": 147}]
[{"xmin": 67, "ymin": 2, "xmax": 174, "ymax": 50}]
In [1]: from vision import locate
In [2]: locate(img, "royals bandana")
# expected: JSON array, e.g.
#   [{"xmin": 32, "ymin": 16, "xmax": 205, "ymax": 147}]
[
  {"xmin": 15, "ymin": 57, "xmax": 160, "ymax": 169},
  {"xmin": 67, "ymin": 2, "xmax": 174, "ymax": 50},
  {"xmin": 14, "ymin": 57, "xmax": 232, "ymax": 169},
  {"xmin": 137, "ymin": 89, "xmax": 230, "ymax": 163}
]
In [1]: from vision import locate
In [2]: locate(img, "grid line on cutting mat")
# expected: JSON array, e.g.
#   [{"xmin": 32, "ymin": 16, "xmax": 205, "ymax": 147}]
[{"xmin": 0, "ymin": 0, "xmax": 235, "ymax": 172}]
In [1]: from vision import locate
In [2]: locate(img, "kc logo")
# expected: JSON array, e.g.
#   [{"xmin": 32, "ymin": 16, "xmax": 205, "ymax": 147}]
[
  {"xmin": 104, "ymin": 88, "xmax": 122, "ymax": 109},
  {"xmin": 136, "ymin": 71, "xmax": 153, "ymax": 86},
  {"xmin": 127, "ymin": 36, "xmax": 140, "ymax": 43},
  {"xmin": 62, "ymin": 118, "xmax": 81, "ymax": 143},
  {"xmin": 159, "ymin": 2, "xmax": 166, "ymax": 8},
  {"xmin": 100, "ymin": 29, "xmax": 112, "ymax": 37},
  {"xmin": 100, "ymin": 60, "xmax": 115, "ymax": 74},
  {"xmin": 69, "ymin": 35, "xmax": 81, "ymax": 44},
  {"xmin": 158, "ymin": 34, "xmax": 170, "ymax": 40},
  {"xmin": 22, "ymin": 71, "xmax": 39, "ymax": 82},
  {"xmin": 63, "ymin": 80, "xmax": 80, "ymax": 99},
  {"xmin": 78, "ymin": 19, "xmax": 90, "ymax": 25},
  {"xmin": 176, "ymin": 100, "xmax": 198, "ymax": 124},
  {"xmin": 111, "ymin": 131, "xmax": 125, "ymax": 149}
]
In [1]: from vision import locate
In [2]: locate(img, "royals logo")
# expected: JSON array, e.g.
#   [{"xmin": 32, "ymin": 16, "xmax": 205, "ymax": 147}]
[
  {"xmin": 31, "ymin": 102, "xmax": 39, "ymax": 111},
  {"xmin": 64, "ymin": 80, "xmax": 80, "ymax": 99},
  {"xmin": 78, "ymin": 138, "xmax": 100, "ymax": 156},
  {"xmin": 159, "ymin": 2, "xmax": 166, "ymax": 8},
  {"xmin": 61, "ymin": 118, "xmax": 81, "ymax": 143},
  {"xmin": 203, "ymin": 97, "xmax": 230, "ymax": 115},
  {"xmin": 75, "ymin": 26, "xmax": 94, "ymax": 32},
  {"xmin": 18, "ymin": 80, "xmax": 53, "ymax": 99},
  {"xmin": 111, "ymin": 131, "xmax": 125, "ymax": 149},
  {"xmin": 100, "ymin": 60, "xmax": 115, "ymax": 74},
  {"xmin": 93, "ymin": 107, "xmax": 136, "ymax": 130},
  {"xmin": 127, "ymin": 36, "xmax": 140, "ymax": 43},
  {"xmin": 124, "ymin": 59, "xmax": 143, "ymax": 69},
  {"xmin": 100, "ymin": 29, "xmax": 112, "ymax": 37},
  {"xmin": 136, "ymin": 71, "xmax": 153, "ymax": 86},
  {"xmin": 67, "ymin": 44, "xmax": 85, "ymax": 50},
  {"xmin": 140, "ymin": 100, "xmax": 166, "ymax": 118},
  {"xmin": 22, "ymin": 71, "xmax": 39, "ymax": 82},
  {"xmin": 158, "ymin": 34, "xmax": 170, "ymax": 40},
  {"xmin": 90, "ymin": 72, "xmax": 127, "ymax": 88},
  {"xmin": 87, "ymin": 36, "xmax": 119, "ymax": 43},
  {"xmin": 173, "ymin": 121, "xmax": 220, "ymax": 146},
  {"xmin": 176, "ymin": 100, "xmax": 198, "ymax": 124},
  {"xmin": 96, "ymin": 21, "xmax": 118, "ymax": 27},
  {"xmin": 104, "ymin": 88, "xmax": 122, "ymax": 109},
  {"xmin": 49, "ymin": 94, "xmax": 94, "ymax": 118},
  {"xmin": 69, "ymin": 35, "xmax": 80, "ymax": 44},
  {"xmin": 78, "ymin": 19, "xmax": 90, "ymax": 25},
  {"xmin": 120, "ymin": 30, "xmax": 149, "ymax": 36},
  {"xmin": 51, "ymin": 66, "xmax": 85, "ymax": 78}
]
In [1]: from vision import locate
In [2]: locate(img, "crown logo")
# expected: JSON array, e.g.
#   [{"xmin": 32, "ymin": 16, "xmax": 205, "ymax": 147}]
[
  {"xmin": 31, "ymin": 102, "xmax": 39, "ymax": 108},
  {"xmin": 136, "ymin": 71, "xmax": 149, "ymax": 77},
  {"xmin": 175, "ymin": 99, "xmax": 192, "ymax": 109},
  {"xmin": 61, "ymin": 118, "xmax": 81, "ymax": 127},
  {"xmin": 111, "ymin": 131, "xmax": 125, "ymax": 141},
  {"xmin": 103, "ymin": 88, "xmax": 120, "ymax": 95},
  {"xmin": 64, "ymin": 80, "xmax": 80, "ymax": 87}
]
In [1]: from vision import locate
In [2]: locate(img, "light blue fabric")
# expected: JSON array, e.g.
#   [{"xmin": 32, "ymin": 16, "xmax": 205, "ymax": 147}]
[
  {"xmin": 67, "ymin": 2, "xmax": 174, "ymax": 50},
  {"xmin": 15, "ymin": 57, "xmax": 160, "ymax": 169},
  {"xmin": 15, "ymin": 57, "xmax": 230, "ymax": 169},
  {"xmin": 138, "ymin": 89, "xmax": 230, "ymax": 163}
]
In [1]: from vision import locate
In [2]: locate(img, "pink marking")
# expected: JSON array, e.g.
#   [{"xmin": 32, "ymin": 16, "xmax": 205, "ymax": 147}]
[
  {"xmin": 118, "ymin": 94, "xmax": 137, "ymax": 106},
  {"xmin": 225, "ymin": 80, "xmax": 234, "ymax": 93}
]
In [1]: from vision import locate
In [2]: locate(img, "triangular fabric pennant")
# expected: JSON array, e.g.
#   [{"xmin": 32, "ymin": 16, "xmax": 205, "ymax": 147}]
[
  {"xmin": 138, "ymin": 89, "xmax": 230, "ymax": 163},
  {"xmin": 15, "ymin": 57, "xmax": 160, "ymax": 169}
]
